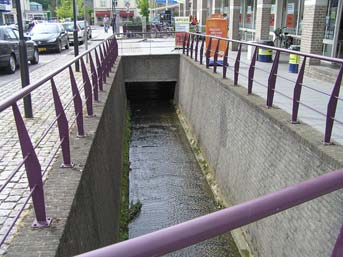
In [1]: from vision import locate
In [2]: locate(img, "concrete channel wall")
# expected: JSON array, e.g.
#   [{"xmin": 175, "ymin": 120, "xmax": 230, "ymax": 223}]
[
  {"xmin": 5, "ymin": 59, "xmax": 127, "ymax": 256},
  {"xmin": 177, "ymin": 55, "xmax": 343, "ymax": 257}
]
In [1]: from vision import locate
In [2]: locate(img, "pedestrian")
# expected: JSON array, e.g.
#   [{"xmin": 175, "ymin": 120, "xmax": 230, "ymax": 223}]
[
  {"xmin": 103, "ymin": 15, "xmax": 109, "ymax": 33},
  {"xmin": 112, "ymin": 14, "xmax": 116, "ymax": 34}
]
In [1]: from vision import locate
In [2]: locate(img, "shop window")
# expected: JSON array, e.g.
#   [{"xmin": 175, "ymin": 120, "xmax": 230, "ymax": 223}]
[
  {"xmin": 270, "ymin": 0, "xmax": 276, "ymax": 32},
  {"xmin": 240, "ymin": 0, "xmax": 256, "ymax": 30},
  {"xmin": 100, "ymin": 0, "xmax": 106, "ymax": 7},
  {"xmin": 284, "ymin": 0, "xmax": 303, "ymax": 36}
]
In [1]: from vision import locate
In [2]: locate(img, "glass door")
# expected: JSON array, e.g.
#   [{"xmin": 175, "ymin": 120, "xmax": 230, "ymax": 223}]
[{"xmin": 323, "ymin": 0, "xmax": 343, "ymax": 57}]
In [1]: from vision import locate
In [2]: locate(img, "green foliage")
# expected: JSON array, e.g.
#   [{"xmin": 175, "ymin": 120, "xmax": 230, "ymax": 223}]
[
  {"xmin": 136, "ymin": 0, "xmax": 149, "ymax": 21},
  {"xmin": 56, "ymin": 0, "xmax": 86, "ymax": 19},
  {"xmin": 129, "ymin": 200, "xmax": 142, "ymax": 222}
]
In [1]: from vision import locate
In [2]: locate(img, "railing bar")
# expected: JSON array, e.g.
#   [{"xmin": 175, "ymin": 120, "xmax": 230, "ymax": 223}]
[
  {"xmin": 0, "ymin": 155, "xmax": 29, "ymax": 192},
  {"xmin": 0, "ymin": 185, "xmax": 35, "ymax": 246},
  {"xmin": 301, "ymin": 84, "xmax": 332, "ymax": 97},
  {"xmin": 254, "ymin": 66, "xmax": 274, "ymax": 74},
  {"xmin": 33, "ymin": 114, "xmax": 61, "ymax": 149},
  {"xmin": 68, "ymin": 113, "xmax": 80, "ymax": 131},
  {"xmin": 42, "ymin": 139, "xmax": 64, "ymax": 177}
]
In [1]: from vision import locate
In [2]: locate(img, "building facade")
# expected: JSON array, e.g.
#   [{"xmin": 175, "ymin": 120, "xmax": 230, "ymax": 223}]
[
  {"xmin": 94, "ymin": 0, "xmax": 137, "ymax": 26},
  {"xmin": 0, "ymin": 0, "xmax": 29, "ymax": 25},
  {"xmin": 182, "ymin": 0, "xmax": 343, "ymax": 59}
]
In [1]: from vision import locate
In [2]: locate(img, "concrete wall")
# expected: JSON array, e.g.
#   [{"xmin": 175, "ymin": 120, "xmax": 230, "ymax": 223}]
[
  {"xmin": 177, "ymin": 55, "xmax": 343, "ymax": 257},
  {"xmin": 5, "ymin": 59, "xmax": 127, "ymax": 256}
]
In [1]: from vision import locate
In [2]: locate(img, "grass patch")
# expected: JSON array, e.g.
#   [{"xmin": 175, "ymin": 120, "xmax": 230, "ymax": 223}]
[{"xmin": 128, "ymin": 200, "xmax": 142, "ymax": 222}]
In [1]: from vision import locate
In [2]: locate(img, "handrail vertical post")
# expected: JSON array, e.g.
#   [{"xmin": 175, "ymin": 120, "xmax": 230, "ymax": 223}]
[
  {"xmin": 206, "ymin": 37, "xmax": 212, "ymax": 69},
  {"xmin": 81, "ymin": 57, "xmax": 94, "ymax": 116},
  {"xmin": 95, "ymin": 49, "xmax": 103, "ymax": 91},
  {"xmin": 12, "ymin": 103, "xmax": 51, "ymax": 228},
  {"xmin": 331, "ymin": 224, "xmax": 343, "ymax": 257},
  {"xmin": 200, "ymin": 36, "xmax": 205, "ymax": 65},
  {"xmin": 248, "ymin": 46, "xmax": 258, "ymax": 94},
  {"xmin": 89, "ymin": 53, "xmax": 99, "ymax": 102},
  {"xmin": 50, "ymin": 78, "xmax": 73, "ymax": 167},
  {"xmin": 291, "ymin": 56, "xmax": 306, "ymax": 123},
  {"xmin": 186, "ymin": 33, "xmax": 191, "ymax": 56},
  {"xmin": 324, "ymin": 64, "xmax": 343, "ymax": 144},
  {"xmin": 99, "ymin": 45, "xmax": 106, "ymax": 84},
  {"xmin": 213, "ymin": 39, "xmax": 220, "ymax": 73},
  {"xmin": 190, "ymin": 34, "xmax": 194, "ymax": 59},
  {"xmin": 234, "ymin": 43, "xmax": 242, "ymax": 85},
  {"xmin": 266, "ymin": 50, "xmax": 280, "ymax": 107},
  {"xmin": 68, "ymin": 66, "xmax": 85, "ymax": 137},
  {"xmin": 194, "ymin": 35, "xmax": 199, "ymax": 62},
  {"xmin": 182, "ymin": 33, "xmax": 187, "ymax": 54},
  {"xmin": 223, "ymin": 40, "xmax": 229, "ymax": 79}
]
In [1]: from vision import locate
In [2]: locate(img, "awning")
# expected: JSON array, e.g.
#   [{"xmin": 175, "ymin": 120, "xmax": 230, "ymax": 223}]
[
  {"xmin": 96, "ymin": 11, "xmax": 111, "ymax": 17},
  {"xmin": 119, "ymin": 10, "xmax": 134, "ymax": 17}
]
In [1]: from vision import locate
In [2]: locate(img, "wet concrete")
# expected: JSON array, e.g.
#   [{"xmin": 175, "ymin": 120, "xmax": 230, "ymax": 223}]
[{"xmin": 127, "ymin": 82, "xmax": 240, "ymax": 257}]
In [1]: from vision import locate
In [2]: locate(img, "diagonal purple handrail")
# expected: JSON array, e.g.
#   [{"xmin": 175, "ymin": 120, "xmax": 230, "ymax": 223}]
[
  {"xmin": 0, "ymin": 35, "xmax": 118, "ymax": 246},
  {"xmin": 78, "ymin": 168, "xmax": 343, "ymax": 257}
]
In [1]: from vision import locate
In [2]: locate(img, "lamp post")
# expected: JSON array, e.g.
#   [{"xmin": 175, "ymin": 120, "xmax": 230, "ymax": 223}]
[
  {"xmin": 112, "ymin": 0, "xmax": 116, "ymax": 34},
  {"xmin": 15, "ymin": 0, "xmax": 33, "ymax": 118},
  {"xmin": 73, "ymin": 0, "xmax": 79, "ymax": 71}
]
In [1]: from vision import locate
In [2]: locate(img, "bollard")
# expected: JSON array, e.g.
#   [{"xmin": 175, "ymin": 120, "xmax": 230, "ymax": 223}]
[
  {"xmin": 257, "ymin": 40, "xmax": 273, "ymax": 63},
  {"xmin": 288, "ymin": 45, "xmax": 301, "ymax": 73}
]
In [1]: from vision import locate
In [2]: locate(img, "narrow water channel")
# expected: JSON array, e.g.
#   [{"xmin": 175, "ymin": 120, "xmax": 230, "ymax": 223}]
[{"xmin": 127, "ymin": 82, "xmax": 240, "ymax": 257}]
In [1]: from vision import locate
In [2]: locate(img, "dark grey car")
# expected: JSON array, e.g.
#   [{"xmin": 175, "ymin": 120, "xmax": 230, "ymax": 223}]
[{"xmin": 0, "ymin": 26, "xmax": 39, "ymax": 74}]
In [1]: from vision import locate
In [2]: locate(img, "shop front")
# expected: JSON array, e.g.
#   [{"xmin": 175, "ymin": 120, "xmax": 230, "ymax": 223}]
[{"xmin": 239, "ymin": 0, "xmax": 256, "ymax": 41}]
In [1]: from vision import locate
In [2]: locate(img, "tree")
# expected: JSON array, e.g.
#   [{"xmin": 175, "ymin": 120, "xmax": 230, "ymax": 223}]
[
  {"xmin": 56, "ymin": 0, "xmax": 85, "ymax": 19},
  {"xmin": 136, "ymin": 0, "xmax": 149, "ymax": 22}
]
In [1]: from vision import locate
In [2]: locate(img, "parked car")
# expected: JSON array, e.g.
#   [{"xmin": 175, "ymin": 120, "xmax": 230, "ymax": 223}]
[
  {"xmin": 0, "ymin": 26, "xmax": 39, "ymax": 74},
  {"xmin": 62, "ymin": 22, "xmax": 84, "ymax": 45},
  {"xmin": 29, "ymin": 23, "xmax": 69, "ymax": 53},
  {"xmin": 77, "ymin": 20, "xmax": 92, "ymax": 39}
]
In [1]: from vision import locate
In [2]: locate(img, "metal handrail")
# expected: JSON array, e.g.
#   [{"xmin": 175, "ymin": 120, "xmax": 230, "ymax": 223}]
[
  {"xmin": 0, "ymin": 34, "xmax": 118, "ymax": 247},
  {"xmin": 182, "ymin": 32, "xmax": 343, "ymax": 144},
  {"xmin": 78, "ymin": 168, "xmax": 343, "ymax": 257}
]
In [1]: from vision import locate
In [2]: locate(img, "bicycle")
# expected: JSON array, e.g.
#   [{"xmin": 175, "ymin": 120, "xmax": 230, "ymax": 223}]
[{"xmin": 273, "ymin": 27, "xmax": 293, "ymax": 49}]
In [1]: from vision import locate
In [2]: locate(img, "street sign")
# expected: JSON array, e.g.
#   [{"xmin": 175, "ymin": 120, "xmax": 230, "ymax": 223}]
[
  {"xmin": 175, "ymin": 16, "xmax": 189, "ymax": 49},
  {"xmin": 0, "ymin": 0, "xmax": 12, "ymax": 11}
]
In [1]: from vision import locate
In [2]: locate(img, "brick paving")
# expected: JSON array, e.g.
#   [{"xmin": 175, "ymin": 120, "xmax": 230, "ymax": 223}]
[{"xmin": 0, "ymin": 27, "xmax": 112, "ymax": 254}]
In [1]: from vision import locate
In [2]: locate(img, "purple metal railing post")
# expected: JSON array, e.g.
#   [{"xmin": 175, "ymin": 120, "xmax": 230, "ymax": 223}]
[
  {"xmin": 194, "ymin": 35, "xmax": 199, "ymax": 62},
  {"xmin": 223, "ymin": 41, "xmax": 229, "ymax": 79},
  {"xmin": 190, "ymin": 34, "xmax": 194, "ymax": 59},
  {"xmin": 89, "ymin": 53, "xmax": 99, "ymax": 102},
  {"xmin": 331, "ymin": 224, "xmax": 343, "ymax": 257},
  {"xmin": 324, "ymin": 64, "xmax": 343, "ymax": 144},
  {"xmin": 213, "ymin": 39, "xmax": 220, "ymax": 74},
  {"xmin": 95, "ymin": 49, "xmax": 103, "ymax": 91},
  {"xmin": 234, "ymin": 43, "xmax": 242, "ymax": 85},
  {"xmin": 99, "ymin": 45, "xmax": 106, "ymax": 84},
  {"xmin": 102, "ymin": 43, "xmax": 109, "ymax": 79},
  {"xmin": 266, "ymin": 50, "xmax": 280, "ymax": 107},
  {"xmin": 12, "ymin": 103, "xmax": 52, "ymax": 228},
  {"xmin": 206, "ymin": 37, "xmax": 212, "ymax": 69},
  {"xmin": 50, "ymin": 78, "xmax": 73, "ymax": 167},
  {"xmin": 291, "ymin": 56, "xmax": 306, "ymax": 123},
  {"xmin": 200, "ymin": 36, "xmax": 205, "ymax": 65},
  {"xmin": 81, "ymin": 57, "xmax": 94, "ymax": 116},
  {"xmin": 186, "ymin": 33, "xmax": 191, "ymax": 56},
  {"xmin": 68, "ymin": 66, "xmax": 85, "ymax": 137},
  {"xmin": 182, "ymin": 33, "xmax": 187, "ymax": 54},
  {"xmin": 248, "ymin": 46, "xmax": 258, "ymax": 94}
]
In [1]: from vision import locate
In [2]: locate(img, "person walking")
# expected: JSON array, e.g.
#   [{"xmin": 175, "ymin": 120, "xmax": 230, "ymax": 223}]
[{"xmin": 103, "ymin": 15, "xmax": 110, "ymax": 33}]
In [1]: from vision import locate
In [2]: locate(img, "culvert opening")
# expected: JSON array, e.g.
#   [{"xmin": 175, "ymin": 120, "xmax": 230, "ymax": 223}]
[{"xmin": 125, "ymin": 81, "xmax": 176, "ymax": 101}]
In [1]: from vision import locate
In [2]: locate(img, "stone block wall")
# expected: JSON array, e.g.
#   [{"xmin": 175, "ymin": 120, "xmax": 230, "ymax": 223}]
[{"xmin": 177, "ymin": 55, "xmax": 343, "ymax": 257}]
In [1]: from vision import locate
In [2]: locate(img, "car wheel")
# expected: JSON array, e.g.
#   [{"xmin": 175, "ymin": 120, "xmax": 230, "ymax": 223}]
[
  {"xmin": 57, "ymin": 41, "xmax": 62, "ymax": 53},
  {"xmin": 6, "ymin": 54, "xmax": 16, "ymax": 74},
  {"xmin": 65, "ymin": 41, "xmax": 69, "ymax": 49},
  {"xmin": 30, "ymin": 49, "xmax": 39, "ymax": 65}
]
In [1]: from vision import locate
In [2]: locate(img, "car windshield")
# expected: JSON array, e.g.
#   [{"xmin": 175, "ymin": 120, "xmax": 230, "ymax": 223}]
[
  {"xmin": 77, "ymin": 22, "xmax": 85, "ymax": 29},
  {"xmin": 31, "ymin": 24, "xmax": 59, "ymax": 34},
  {"xmin": 62, "ymin": 23, "xmax": 74, "ymax": 32}
]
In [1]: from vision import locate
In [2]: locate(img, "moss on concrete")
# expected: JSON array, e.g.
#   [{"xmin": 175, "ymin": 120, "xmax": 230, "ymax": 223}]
[{"xmin": 119, "ymin": 111, "xmax": 131, "ymax": 241}]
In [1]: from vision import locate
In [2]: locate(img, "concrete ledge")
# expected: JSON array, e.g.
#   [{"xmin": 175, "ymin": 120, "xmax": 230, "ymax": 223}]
[
  {"xmin": 177, "ymin": 54, "xmax": 343, "ymax": 257},
  {"xmin": 5, "ymin": 58, "xmax": 127, "ymax": 257}
]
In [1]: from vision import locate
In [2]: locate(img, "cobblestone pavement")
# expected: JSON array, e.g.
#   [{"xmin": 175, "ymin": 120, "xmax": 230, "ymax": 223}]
[{"xmin": 0, "ymin": 27, "xmax": 112, "ymax": 254}]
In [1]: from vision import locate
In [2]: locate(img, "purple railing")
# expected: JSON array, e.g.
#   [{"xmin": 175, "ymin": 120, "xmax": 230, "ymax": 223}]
[
  {"xmin": 0, "ymin": 35, "xmax": 118, "ymax": 245},
  {"xmin": 78, "ymin": 168, "xmax": 343, "ymax": 257},
  {"xmin": 182, "ymin": 32, "xmax": 343, "ymax": 145}
]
